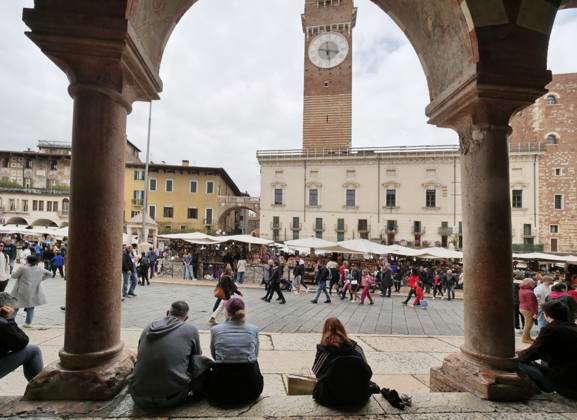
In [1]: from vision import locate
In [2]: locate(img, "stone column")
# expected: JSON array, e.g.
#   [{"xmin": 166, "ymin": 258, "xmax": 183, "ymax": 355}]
[
  {"xmin": 24, "ymin": 64, "xmax": 137, "ymax": 401},
  {"xmin": 428, "ymin": 94, "xmax": 544, "ymax": 402}
]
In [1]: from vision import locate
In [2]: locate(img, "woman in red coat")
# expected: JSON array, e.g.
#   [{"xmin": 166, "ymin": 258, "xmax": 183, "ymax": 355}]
[{"xmin": 519, "ymin": 278, "xmax": 538, "ymax": 344}]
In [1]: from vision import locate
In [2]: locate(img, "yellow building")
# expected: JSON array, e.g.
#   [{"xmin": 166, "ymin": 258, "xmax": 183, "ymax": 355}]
[{"xmin": 124, "ymin": 160, "xmax": 243, "ymax": 234}]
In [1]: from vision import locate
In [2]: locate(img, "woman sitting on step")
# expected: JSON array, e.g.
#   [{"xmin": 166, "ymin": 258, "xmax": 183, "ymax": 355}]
[
  {"xmin": 207, "ymin": 297, "xmax": 263, "ymax": 406},
  {"xmin": 311, "ymin": 317, "xmax": 375, "ymax": 408}
]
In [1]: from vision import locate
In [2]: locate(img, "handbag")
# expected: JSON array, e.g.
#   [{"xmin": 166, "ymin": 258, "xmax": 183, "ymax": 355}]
[{"xmin": 214, "ymin": 286, "xmax": 225, "ymax": 299}]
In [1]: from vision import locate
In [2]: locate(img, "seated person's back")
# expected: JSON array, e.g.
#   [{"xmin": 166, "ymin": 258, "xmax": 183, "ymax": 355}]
[
  {"xmin": 518, "ymin": 301, "xmax": 577, "ymax": 400},
  {"xmin": 312, "ymin": 317, "xmax": 373, "ymax": 407},
  {"xmin": 129, "ymin": 301, "xmax": 201, "ymax": 408},
  {"xmin": 208, "ymin": 298, "xmax": 263, "ymax": 406}
]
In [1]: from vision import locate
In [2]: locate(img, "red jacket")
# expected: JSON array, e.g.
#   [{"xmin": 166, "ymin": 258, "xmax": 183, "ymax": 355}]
[
  {"xmin": 408, "ymin": 274, "xmax": 420, "ymax": 289},
  {"xmin": 415, "ymin": 286, "xmax": 424, "ymax": 300},
  {"xmin": 568, "ymin": 289, "xmax": 577, "ymax": 303},
  {"xmin": 519, "ymin": 286, "xmax": 538, "ymax": 315}
]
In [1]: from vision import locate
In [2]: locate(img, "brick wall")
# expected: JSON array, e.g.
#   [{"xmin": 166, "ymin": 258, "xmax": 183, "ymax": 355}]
[{"xmin": 509, "ymin": 73, "xmax": 577, "ymax": 252}]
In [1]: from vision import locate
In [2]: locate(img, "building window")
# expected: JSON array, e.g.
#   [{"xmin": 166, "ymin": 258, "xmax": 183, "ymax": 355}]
[
  {"xmin": 337, "ymin": 232, "xmax": 344, "ymax": 242},
  {"xmin": 8, "ymin": 199, "xmax": 15, "ymax": 211},
  {"xmin": 385, "ymin": 189, "xmax": 396, "ymax": 208},
  {"xmin": 148, "ymin": 205, "xmax": 156, "ymax": 219},
  {"xmin": 555, "ymin": 194, "xmax": 563, "ymax": 210},
  {"xmin": 555, "ymin": 168, "xmax": 563, "ymax": 176},
  {"xmin": 345, "ymin": 189, "xmax": 356, "ymax": 207},
  {"xmin": 292, "ymin": 217, "xmax": 300, "ymax": 230},
  {"xmin": 358, "ymin": 219, "xmax": 368, "ymax": 239},
  {"xmin": 187, "ymin": 208, "xmax": 198, "ymax": 219},
  {"xmin": 523, "ymin": 224, "xmax": 533, "ymax": 245},
  {"xmin": 190, "ymin": 181, "xmax": 197, "ymax": 193},
  {"xmin": 547, "ymin": 134, "xmax": 558, "ymax": 145},
  {"xmin": 131, "ymin": 211, "xmax": 139, "ymax": 218},
  {"xmin": 512, "ymin": 190, "xmax": 523, "ymax": 209},
  {"xmin": 425, "ymin": 189, "xmax": 436, "ymax": 208},
  {"xmin": 62, "ymin": 199, "xmax": 69, "ymax": 214},
  {"xmin": 53, "ymin": 201, "xmax": 58, "ymax": 212},
  {"xmin": 205, "ymin": 208, "xmax": 213, "ymax": 225},
  {"xmin": 165, "ymin": 179, "xmax": 173, "ymax": 192},
  {"xmin": 550, "ymin": 225, "xmax": 559, "ymax": 234},
  {"xmin": 546, "ymin": 95, "xmax": 557, "ymax": 105},
  {"xmin": 133, "ymin": 190, "xmax": 144, "ymax": 205},
  {"xmin": 293, "ymin": 230, "xmax": 299, "ymax": 240},
  {"xmin": 206, "ymin": 181, "xmax": 214, "ymax": 194},
  {"xmin": 309, "ymin": 189, "xmax": 318, "ymax": 206},
  {"xmin": 134, "ymin": 170, "xmax": 145, "ymax": 180},
  {"xmin": 25, "ymin": 159, "xmax": 32, "ymax": 169},
  {"xmin": 272, "ymin": 229, "xmax": 280, "ymax": 242},
  {"xmin": 413, "ymin": 221, "xmax": 421, "ymax": 234},
  {"xmin": 274, "ymin": 189, "xmax": 283, "ymax": 205},
  {"xmin": 50, "ymin": 160, "xmax": 57, "ymax": 170},
  {"xmin": 1, "ymin": 158, "xmax": 8, "ymax": 168},
  {"xmin": 38, "ymin": 200, "xmax": 44, "ymax": 211},
  {"xmin": 315, "ymin": 217, "xmax": 323, "ymax": 239},
  {"xmin": 336, "ymin": 218, "xmax": 345, "ymax": 242},
  {"xmin": 163, "ymin": 207, "xmax": 174, "ymax": 218},
  {"xmin": 23, "ymin": 178, "xmax": 32, "ymax": 189},
  {"xmin": 149, "ymin": 178, "xmax": 157, "ymax": 191}
]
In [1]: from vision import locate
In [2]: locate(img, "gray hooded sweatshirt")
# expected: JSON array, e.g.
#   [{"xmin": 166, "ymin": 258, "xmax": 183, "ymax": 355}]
[{"xmin": 128, "ymin": 316, "xmax": 201, "ymax": 399}]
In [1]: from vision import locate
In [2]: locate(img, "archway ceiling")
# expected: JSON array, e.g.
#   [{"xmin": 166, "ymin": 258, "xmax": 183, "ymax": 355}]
[{"xmin": 24, "ymin": 0, "xmax": 562, "ymax": 117}]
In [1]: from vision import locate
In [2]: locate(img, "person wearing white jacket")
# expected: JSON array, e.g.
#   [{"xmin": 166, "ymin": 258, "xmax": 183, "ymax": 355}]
[
  {"xmin": 0, "ymin": 243, "xmax": 10, "ymax": 292},
  {"xmin": 10, "ymin": 255, "xmax": 52, "ymax": 327},
  {"xmin": 534, "ymin": 275, "xmax": 554, "ymax": 328}
]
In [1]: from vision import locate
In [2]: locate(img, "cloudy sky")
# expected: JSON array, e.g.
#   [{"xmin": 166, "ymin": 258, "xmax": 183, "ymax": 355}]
[{"xmin": 1, "ymin": 1, "xmax": 576, "ymax": 196}]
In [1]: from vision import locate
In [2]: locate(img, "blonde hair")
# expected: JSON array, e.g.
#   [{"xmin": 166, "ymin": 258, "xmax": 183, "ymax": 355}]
[{"xmin": 521, "ymin": 278, "xmax": 535, "ymax": 288}]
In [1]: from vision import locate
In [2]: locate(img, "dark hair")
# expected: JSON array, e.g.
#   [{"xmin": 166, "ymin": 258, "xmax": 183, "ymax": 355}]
[
  {"xmin": 542, "ymin": 301, "xmax": 570, "ymax": 322},
  {"xmin": 551, "ymin": 283, "xmax": 568, "ymax": 292},
  {"xmin": 169, "ymin": 301, "xmax": 189, "ymax": 318},
  {"xmin": 26, "ymin": 255, "xmax": 38, "ymax": 266}
]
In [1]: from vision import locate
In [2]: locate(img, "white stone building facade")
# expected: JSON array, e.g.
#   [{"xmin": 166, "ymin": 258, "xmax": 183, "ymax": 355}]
[{"xmin": 258, "ymin": 145, "xmax": 541, "ymax": 250}]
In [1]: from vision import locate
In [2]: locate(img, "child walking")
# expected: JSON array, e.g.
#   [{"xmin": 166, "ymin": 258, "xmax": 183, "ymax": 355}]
[
  {"xmin": 412, "ymin": 281, "xmax": 425, "ymax": 308},
  {"xmin": 360, "ymin": 270, "xmax": 374, "ymax": 305}
]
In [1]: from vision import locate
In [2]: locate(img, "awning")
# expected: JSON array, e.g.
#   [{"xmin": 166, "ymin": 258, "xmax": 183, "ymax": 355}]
[
  {"xmin": 217, "ymin": 234, "xmax": 274, "ymax": 245},
  {"xmin": 337, "ymin": 239, "xmax": 391, "ymax": 255}
]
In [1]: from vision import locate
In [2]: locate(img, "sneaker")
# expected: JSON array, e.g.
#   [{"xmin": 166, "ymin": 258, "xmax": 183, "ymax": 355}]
[
  {"xmin": 369, "ymin": 302, "xmax": 374, "ymax": 305},
  {"xmin": 23, "ymin": 323, "xmax": 32, "ymax": 329},
  {"xmin": 311, "ymin": 300, "xmax": 318, "ymax": 304},
  {"xmin": 279, "ymin": 300, "xmax": 286, "ymax": 304},
  {"xmin": 324, "ymin": 300, "xmax": 331, "ymax": 304},
  {"xmin": 261, "ymin": 297, "xmax": 268, "ymax": 301},
  {"xmin": 208, "ymin": 317, "xmax": 217, "ymax": 325}
]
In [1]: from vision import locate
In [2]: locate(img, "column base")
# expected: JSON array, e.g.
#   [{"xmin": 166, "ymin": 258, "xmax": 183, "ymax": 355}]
[
  {"xmin": 430, "ymin": 352, "xmax": 537, "ymax": 402},
  {"xmin": 23, "ymin": 350, "xmax": 135, "ymax": 401}
]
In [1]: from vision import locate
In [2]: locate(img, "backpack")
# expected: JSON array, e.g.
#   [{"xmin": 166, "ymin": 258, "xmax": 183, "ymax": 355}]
[{"xmin": 313, "ymin": 353, "xmax": 372, "ymax": 408}]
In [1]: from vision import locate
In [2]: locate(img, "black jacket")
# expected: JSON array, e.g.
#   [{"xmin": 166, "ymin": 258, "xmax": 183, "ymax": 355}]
[
  {"xmin": 293, "ymin": 264, "xmax": 304, "ymax": 277},
  {"xmin": 312, "ymin": 340, "xmax": 373, "ymax": 407},
  {"xmin": 217, "ymin": 275, "xmax": 241, "ymax": 300},
  {"xmin": 315, "ymin": 266, "xmax": 330, "ymax": 285},
  {"xmin": 380, "ymin": 269, "xmax": 393, "ymax": 287},
  {"xmin": 122, "ymin": 252, "xmax": 134, "ymax": 272},
  {"xmin": 518, "ymin": 320, "xmax": 577, "ymax": 399},
  {"xmin": 0, "ymin": 317, "xmax": 29, "ymax": 357},
  {"xmin": 268, "ymin": 266, "xmax": 280, "ymax": 285},
  {"xmin": 3, "ymin": 245, "xmax": 16, "ymax": 261}
]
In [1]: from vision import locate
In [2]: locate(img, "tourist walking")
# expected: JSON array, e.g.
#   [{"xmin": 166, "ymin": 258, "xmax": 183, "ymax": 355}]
[
  {"xmin": 182, "ymin": 250, "xmax": 194, "ymax": 280},
  {"xmin": 3, "ymin": 240, "xmax": 17, "ymax": 274},
  {"xmin": 519, "ymin": 278, "xmax": 538, "ymax": 344},
  {"xmin": 236, "ymin": 255, "xmax": 247, "ymax": 284},
  {"xmin": 209, "ymin": 265, "xmax": 242, "ymax": 324},
  {"xmin": 9, "ymin": 255, "xmax": 52, "ymax": 328},
  {"xmin": 412, "ymin": 281, "xmax": 425, "ymax": 308},
  {"xmin": 311, "ymin": 258, "xmax": 331, "ymax": 304},
  {"xmin": 432, "ymin": 270, "xmax": 444, "ymax": 299},
  {"xmin": 360, "ymin": 270, "xmax": 374, "ymax": 305},
  {"xmin": 262, "ymin": 260, "xmax": 285, "ymax": 304},
  {"xmin": 379, "ymin": 264, "xmax": 393, "ymax": 297},
  {"xmin": 402, "ymin": 268, "xmax": 420, "ymax": 305},
  {"xmin": 326, "ymin": 258, "xmax": 339, "ymax": 295},
  {"xmin": 0, "ymin": 243, "xmax": 10, "ymax": 293},
  {"xmin": 50, "ymin": 252, "xmax": 64, "ymax": 278},
  {"xmin": 534, "ymin": 276, "xmax": 554, "ymax": 328},
  {"xmin": 513, "ymin": 280, "xmax": 525, "ymax": 332},
  {"xmin": 293, "ymin": 259, "xmax": 308, "ymax": 295},
  {"xmin": 122, "ymin": 246, "xmax": 137, "ymax": 298},
  {"xmin": 137, "ymin": 252, "xmax": 150, "ymax": 286},
  {"xmin": 350, "ymin": 263, "xmax": 361, "ymax": 302}
]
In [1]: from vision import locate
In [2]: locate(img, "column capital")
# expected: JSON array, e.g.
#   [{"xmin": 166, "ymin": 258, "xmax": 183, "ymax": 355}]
[
  {"xmin": 425, "ymin": 73, "xmax": 550, "ymax": 133},
  {"xmin": 23, "ymin": 5, "xmax": 161, "ymax": 111}
]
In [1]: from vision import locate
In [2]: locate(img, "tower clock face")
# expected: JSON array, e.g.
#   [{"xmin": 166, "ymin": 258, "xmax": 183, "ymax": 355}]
[{"xmin": 308, "ymin": 32, "xmax": 349, "ymax": 69}]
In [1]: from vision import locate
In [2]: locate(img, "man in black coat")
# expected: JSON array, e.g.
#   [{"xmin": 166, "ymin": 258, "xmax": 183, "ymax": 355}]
[
  {"xmin": 122, "ymin": 246, "xmax": 137, "ymax": 298},
  {"xmin": 0, "ymin": 292, "xmax": 43, "ymax": 380},
  {"xmin": 311, "ymin": 259, "xmax": 331, "ymax": 304},
  {"xmin": 262, "ymin": 260, "xmax": 285, "ymax": 304},
  {"xmin": 379, "ymin": 264, "xmax": 393, "ymax": 297}
]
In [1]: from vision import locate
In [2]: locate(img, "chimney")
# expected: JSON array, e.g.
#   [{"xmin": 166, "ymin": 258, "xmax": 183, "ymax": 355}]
[{"xmin": 182, "ymin": 160, "xmax": 189, "ymax": 167}]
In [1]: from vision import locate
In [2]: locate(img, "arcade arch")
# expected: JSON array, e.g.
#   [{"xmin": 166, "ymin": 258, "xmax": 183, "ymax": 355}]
[{"xmin": 19, "ymin": 0, "xmax": 577, "ymax": 403}]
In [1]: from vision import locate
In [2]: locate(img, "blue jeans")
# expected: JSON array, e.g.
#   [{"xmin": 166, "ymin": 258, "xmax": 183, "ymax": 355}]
[
  {"xmin": 0, "ymin": 344, "xmax": 43, "ymax": 381},
  {"xmin": 236, "ymin": 271, "xmax": 245, "ymax": 284},
  {"xmin": 519, "ymin": 362, "xmax": 554, "ymax": 393},
  {"xmin": 313, "ymin": 281, "xmax": 331, "ymax": 302},
  {"xmin": 14, "ymin": 307, "xmax": 35, "ymax": 325},
  {"xmin": 183, "ymin": 264, "xmax": 194, "ymax": 280},
  {"xmin": 122, "ymin": 271, "xmax": 137, "ymax": 296},
  {"xmin": 537, "ymin": 311, "xmax": 548, "ymax": 329}
]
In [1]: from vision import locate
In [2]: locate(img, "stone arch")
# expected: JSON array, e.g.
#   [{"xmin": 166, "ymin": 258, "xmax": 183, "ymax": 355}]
[
  {"xmin": 5, "ymin": 216, "xmax": 29, "ymax": 226},
  {"xmin": 217, "ymin": 205, "xmax": 259, "ymax": 235},
  {"xmin": 31, "ymin": 218, "xmax": 59, "ymax": 227}
]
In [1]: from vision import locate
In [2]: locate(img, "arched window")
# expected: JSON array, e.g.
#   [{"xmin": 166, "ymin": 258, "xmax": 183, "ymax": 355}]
[
  {"xmin": 546, "ymin": 95, "xmax": 557, "ymax": 105},
  {"xmin": 547, "ymin": 134, "xmax": 558, "ymax": 145}
]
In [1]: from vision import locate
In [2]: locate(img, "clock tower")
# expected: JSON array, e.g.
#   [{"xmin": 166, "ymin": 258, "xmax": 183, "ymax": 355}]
[{"xmin": 302, "ymin": 0, "xmax": 357, "ymax": 150}]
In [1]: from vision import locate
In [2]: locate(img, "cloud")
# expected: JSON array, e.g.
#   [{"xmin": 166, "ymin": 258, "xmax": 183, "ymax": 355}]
[{"xmin": 0, "ymin": 1, "xmax": 575, "ymax": 196}]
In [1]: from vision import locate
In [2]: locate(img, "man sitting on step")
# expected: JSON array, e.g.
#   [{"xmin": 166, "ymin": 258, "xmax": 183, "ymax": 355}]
[{"xmin": 128, "ymin": 301, "xmax": 211, "ymax": 408}]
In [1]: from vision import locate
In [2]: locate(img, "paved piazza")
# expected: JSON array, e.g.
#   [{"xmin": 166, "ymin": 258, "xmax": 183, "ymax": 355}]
[{"xmin": 11, "ymin": 277, "xmax": 465, "ymax": 335}]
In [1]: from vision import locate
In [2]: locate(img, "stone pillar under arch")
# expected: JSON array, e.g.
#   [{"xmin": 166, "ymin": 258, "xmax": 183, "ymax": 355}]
[{"xmin": 427, "ymin": 90, "xmax": 548, "ymax": 402}]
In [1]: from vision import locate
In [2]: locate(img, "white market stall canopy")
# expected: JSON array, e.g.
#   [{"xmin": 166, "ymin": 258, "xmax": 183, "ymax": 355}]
[
  {"xmin": 218, "ymin": 235, "xmax": 274, "ymax": 245},
  {"xmin": 337, "ymin": 239, "xmax": 391, "ymax": 255},
  {"xmin": 513, "ymin": 252, "xmax": 577, "ymax": 264},
  {"xmin": 284, "ymin": 237, "xmax": 363, "ymax": 254}
]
